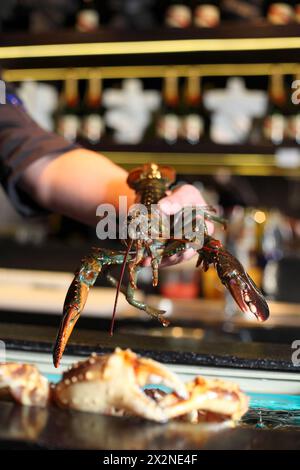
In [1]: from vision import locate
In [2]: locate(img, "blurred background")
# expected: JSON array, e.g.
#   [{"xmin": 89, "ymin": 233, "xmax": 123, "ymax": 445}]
[{"xmin": 1, "ymin": 0, "xmax": 300, "ymax": 346}]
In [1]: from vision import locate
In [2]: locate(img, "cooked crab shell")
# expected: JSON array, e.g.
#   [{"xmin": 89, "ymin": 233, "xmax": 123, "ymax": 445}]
[
  {"xmin": 53, "ymin": 348, "xmax": 187, "ymax": 423},
  {"xmin": 156, "ymin": 376, "xmax": 249, "ymax": 423},
  {"xmin": 0, "ymin": 363, "xmax": 49, "ymax": 407}
]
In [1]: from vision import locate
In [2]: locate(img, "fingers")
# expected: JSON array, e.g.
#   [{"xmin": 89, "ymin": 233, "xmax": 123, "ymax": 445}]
[
  {"xmin": 159, "ymin": 184, "xmax": 205, "ymax": 214},
  {"xmin": 142, "ymin": 185, "xmax": 215, "ymax": 268},
  {"xmin": 159, "ymin": 184, "xmax": 214, "ymax": 235},
  {"xmin": 159, "ymin": 247, "xmax": 196, "ymax": 268}
]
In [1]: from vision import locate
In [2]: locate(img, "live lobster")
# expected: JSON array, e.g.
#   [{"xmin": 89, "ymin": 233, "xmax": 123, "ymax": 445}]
[{"xmin": 53, "ymin": 163, "xmax": 269, "ymax": 367}]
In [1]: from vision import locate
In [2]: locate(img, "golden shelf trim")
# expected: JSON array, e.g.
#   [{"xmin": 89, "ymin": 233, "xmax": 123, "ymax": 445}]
[
  {"xmin": 4, "ymin": 63, "xmax": 300, "ymax": 82},
  {"xmin": 104, "ymin": 152, "xmax": 300, "ymax": 176},
  {"xmin": 1, "ymin": 36, "xmax": 300, "ymax": 60}
]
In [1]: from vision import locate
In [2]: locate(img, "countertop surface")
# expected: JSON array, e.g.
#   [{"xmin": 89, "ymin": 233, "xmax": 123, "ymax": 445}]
[
  {"xmin": 1, "ymin": 322, "xmax": 300, "ymax": 450},
  {"xmin": 1, "ymin": 321, "xmax": 299, "ymax": 372},
  {"xmin": 0, "ymin": 401, "xmax": 300, "ymax": 450}
]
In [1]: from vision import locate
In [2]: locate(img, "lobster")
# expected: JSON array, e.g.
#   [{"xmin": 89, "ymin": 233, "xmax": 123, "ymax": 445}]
[{"xmin": 53, "ymin": 163, "xmax": 269, "ymax": 368}]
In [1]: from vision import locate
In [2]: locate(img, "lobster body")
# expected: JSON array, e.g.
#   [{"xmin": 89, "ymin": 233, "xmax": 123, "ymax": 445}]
[{"xmin": 53, "ymin": 163, "xmax": 269, "ymax": 368}]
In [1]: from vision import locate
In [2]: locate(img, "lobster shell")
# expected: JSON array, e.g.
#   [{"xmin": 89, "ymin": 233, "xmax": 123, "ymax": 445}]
[{"xmin": 127, "ymin": 163, "xmax": 176, "ymax": 189}]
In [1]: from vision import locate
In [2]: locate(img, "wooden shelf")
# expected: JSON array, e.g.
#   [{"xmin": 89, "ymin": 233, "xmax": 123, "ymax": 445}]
[
  {"xmin": 4, "ymin": 62, "xmax": 300, "ymax": 82},
  {"xmin": 2, "ymin": 23, "xmax": 300, "ymax": 177},
  {"xmin": 2, "ymin": 22, "xmax": 300, "ymax": 68},
  {"xmin": 78, "ymin": 139, "xmax": 300, "ymax": 176}
]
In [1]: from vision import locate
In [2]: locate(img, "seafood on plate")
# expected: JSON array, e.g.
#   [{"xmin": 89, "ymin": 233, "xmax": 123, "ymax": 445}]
[{"xmin": 0, "ymin": 348, "xmax": 248, "ymax": 424}]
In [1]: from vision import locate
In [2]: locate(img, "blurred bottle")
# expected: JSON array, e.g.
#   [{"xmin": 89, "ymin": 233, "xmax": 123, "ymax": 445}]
[
  {"xmin": 266, "ymin": 2, "xmax": 295, "ymax": 24},
  {"xmin": 263, "ymin": 71, "xmax": 286, "ymax": 145},
  {"xmin": 76, "ymin": 0, "xmax": 100, "ymax": 32},
  {"xmin": 157, "ymin": 73, "xmax": 181, "ymax": 144},
  {"xmin": 201, "ymin": 267, "xmax": 224, "ymax": 300},
  {"xmin": 56, "ymin": 75, "xmax": 80, "ymax": 142},
  {"xmin": 108, "ymin": 0, "xmax": 157, "ymax": 30},
  {"xmin": 286, "ymin": 72, "xmax": 300, "ymax": 143},
  {"xmin": 262, "ymin": 210, "xmax": 291, "ymax": 262},
  {"xmin": 180, "ymin": 73, "xmax": 205, "ymax": 144},
  {"xmin": 286, "ymin": 112, "xmax": 300, "ymax": 143},
  {"xmin": 223, "ymin": 207, "xmax": 264, "ymax": 317},
  {"xmin": 262, "ymin": 210, "xmax": 292, "ymax": 298},
  {"xmin": 296, "ymin": 3, "xmax": 300, "ymax": 22},
  {"xmin": 221, "ymin": 0, "xmax": 263, "ymax": 22},
  {"xmin": 160, "ymin": 260, "xmax": 200, "ymax": 299},
  {"xmin": 81, "ymin": 75, "xmax": 105, "ymax": 143},
  {"xmin": 193, "ymin": 1, "xmax": 220, "ymax": 27},
  {"xmin": 165, "ymin": 1, "xmax": 192, "ymax": 27}
]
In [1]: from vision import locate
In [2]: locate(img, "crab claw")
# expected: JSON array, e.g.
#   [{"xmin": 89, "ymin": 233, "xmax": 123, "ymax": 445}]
[
  {"xmin": 54, "ymin": 349, "xmax": 187, "ymax": 423},
  {"xmin": 131, "ymin": 353, "xmax": 187, "ymax": 399},
  {"xmin": 0, "ymin": 363, "xmax": 49, "ymax": 407}
]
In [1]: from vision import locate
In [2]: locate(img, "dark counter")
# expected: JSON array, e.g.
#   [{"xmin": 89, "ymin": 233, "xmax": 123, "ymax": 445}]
[
  {"xmin": 1, "ymin": 322, "xmax": 300, "ymax": 450},
  {"xmin": 0, "ymin": 401, "xmax": 300, "ymax": 450},
  {"xmin": 0, "ymin": 321, "xmax": 299, "ymax": 372}
]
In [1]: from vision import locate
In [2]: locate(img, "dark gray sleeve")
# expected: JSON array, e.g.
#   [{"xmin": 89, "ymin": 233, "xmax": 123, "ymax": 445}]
[{"xmin": 0, "ymin": 96, "xmax": 78, "ymax": 217}]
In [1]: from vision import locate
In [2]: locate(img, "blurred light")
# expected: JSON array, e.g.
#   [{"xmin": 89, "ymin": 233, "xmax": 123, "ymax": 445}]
[
  {"xmin": 172, "ymin": 327, "xmax": 183, "ymax": 338},
  {"xmin": 192, "ymin": 328, "xmax": 204, "ymax": 339},
  {"xmin": 253, "ymin": 210, "xmax": 266, "ymax": 224}
]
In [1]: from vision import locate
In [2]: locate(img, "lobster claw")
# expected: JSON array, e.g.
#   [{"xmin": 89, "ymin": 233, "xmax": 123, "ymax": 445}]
[
  {"xmin": 199, "ymin": 236, "xmax": 269, "ymax": 322},
  {"xmin": 222, "ymin": 265, "xmax": 270, "ymax": 322},
  {"xmin": 53, "ymin": 276, "xmax": 89, "ymax": 368}
]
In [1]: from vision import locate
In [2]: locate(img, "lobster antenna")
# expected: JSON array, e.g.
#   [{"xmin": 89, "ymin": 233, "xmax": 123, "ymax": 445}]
[{"xmin": 109, "ymin": 239, "xmax": 133, "ymax": 336}]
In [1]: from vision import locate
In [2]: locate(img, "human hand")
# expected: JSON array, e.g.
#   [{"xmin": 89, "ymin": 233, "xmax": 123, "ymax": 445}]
[{"xmin": 143, "ymin": 184, "xmax": 214, "ymax": 268}]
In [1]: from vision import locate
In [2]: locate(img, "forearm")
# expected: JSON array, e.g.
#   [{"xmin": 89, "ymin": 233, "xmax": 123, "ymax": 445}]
[{"xmin": 20, "ymin": 148, "xmax": 135, "ymax": 226}]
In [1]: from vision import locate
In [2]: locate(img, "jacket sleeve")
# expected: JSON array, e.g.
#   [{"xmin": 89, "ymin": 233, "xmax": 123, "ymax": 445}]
[{"xmin": 0, "ymin": 84, "xmax": 78, "ymax": 217}]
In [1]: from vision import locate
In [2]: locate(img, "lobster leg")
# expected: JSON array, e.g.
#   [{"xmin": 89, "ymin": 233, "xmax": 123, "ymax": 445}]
[
  {"xmin": 53, "ymin": 248, "xmax": 128, "ymax": 368},
  {"xmin": 126, "ymin": 268, "xmax": 170, "ymax": 326},
  {"xmin": 106, "ymin": 271, "xmax": 168, "ymax": 326}
]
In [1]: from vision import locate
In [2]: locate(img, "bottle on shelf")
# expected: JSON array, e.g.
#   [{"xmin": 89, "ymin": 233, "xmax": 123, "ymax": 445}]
[
  {"xmin": 180, "ymin": 72, "xmax": 204, "ymax": 144},
  {"xmin": 81, "ymin": 74, "xmax": 105, "ymax": 144},
  {"xmin": 296, "ymin": 3, "xmax": 300, "ymax": 22},
  {"xmin": 165, "ymin": 1, "xmax": 192, "ymax": 28},
  {"xmin": 76, "ymin": 0, "xmax": 100, "ymax": 32},
  {"xmin": 286, "ymin": 72, "xmax": 300, "ymax": 143},
  {"xmin": 262, "ymin": 209, "xmax": 292, "ymax": 299},
  {"xmin": 193, "ymin": 1, "xmax": 220, "ymax": 27},
  {"xmin": 157, "ymin": 72, "xmax": 181, "ymax": 144},
  {"xmin": 263, "ymin": 70, "xmax": 287, "ymax": 145},
  {"xmin": 56, "ymin": 74, "xmax": 81, "ymax": 143},
  {"xmin": 266, "ymin": 1, "xmax": 295, "ymax": 24}
]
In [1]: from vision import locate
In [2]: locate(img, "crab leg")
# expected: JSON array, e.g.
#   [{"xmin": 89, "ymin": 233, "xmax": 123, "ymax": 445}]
[{"xmin": 159, "ymin": 377, "xmax": 249, "ymax": 422}]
